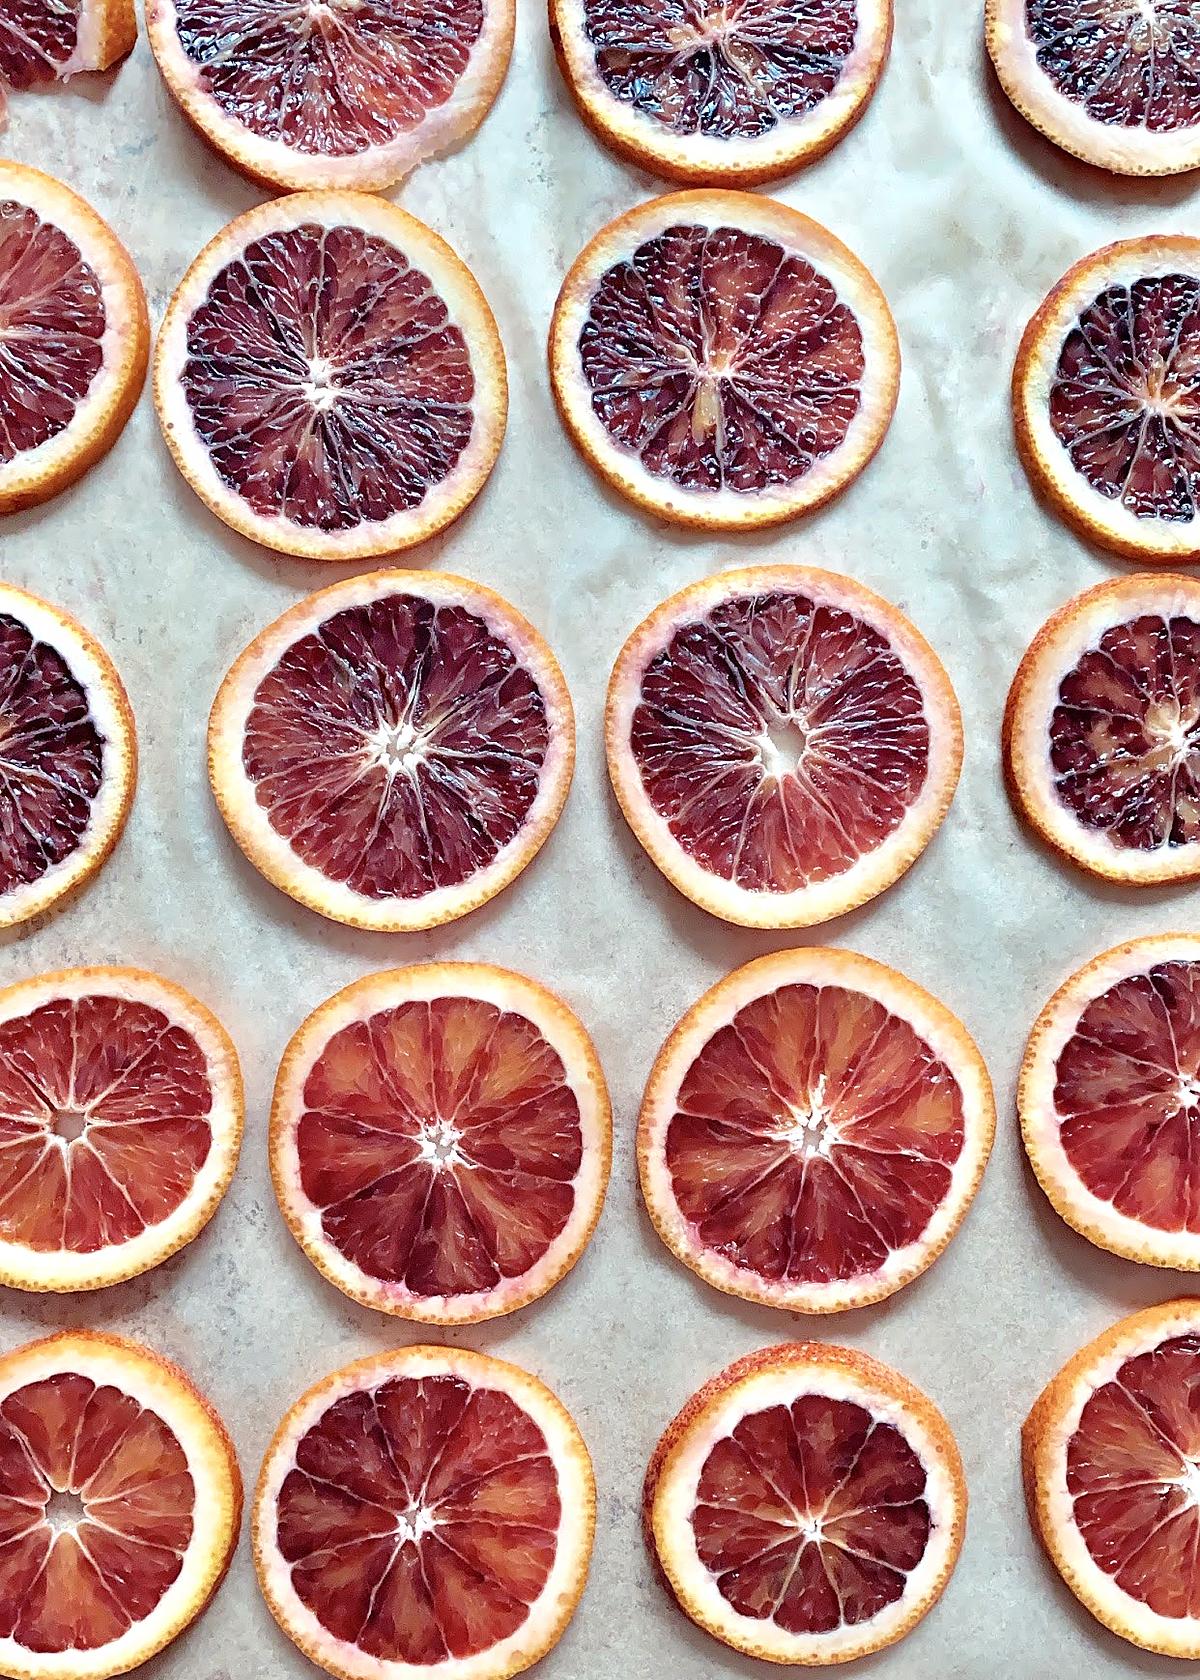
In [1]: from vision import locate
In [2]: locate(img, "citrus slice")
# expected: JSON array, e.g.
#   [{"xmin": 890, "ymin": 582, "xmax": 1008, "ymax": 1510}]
[
  {"xmin": 1024, "ymin": 1298, "xmax": 1200, "ymax": 1656},
  {"xmin": 0, "ymin": 1328, "xmax": 240, "ymax": 1679},
  {"xmin": 1004, "ymin": 573, "xmax": 1200, "ymax": 883},
  {"xmin": 0, "ymin": 0, "xmax": 135, "ymax": 127},
  {"xmin": 639, "ymin": 947, "xmax": 995, "ymax": 1313},
  {"xmin": 146, "ymin": 0, "xmax": 513, "ymax": 193},
  {"xmin": 153, "ymin": 193, "xmax": 506, "ymax": 561},
  {"xmin": 644, "ymin": 1342, "xmax": 966, "ymax": 1664},
  {"xmin": 0, "ymin": 583, "xmax": 136, "ymax": 930},
  {"xmin": 549, "ymin": 0, "xmax": 892, "ymax": 186},
  {"xmin": 0, "ymin": 967, "xmax": 242, "ymax": 1292},
  {"xmin": 987, "ymin": 0, "xmax": 1200, "ymax": 176},
  {"xmin": 253, "ymin": 1343, "xmax": 594, "ymax": 1680},
  {"xmin": 1020, "ymin": 935, "xmax": 1200, "ymax": 1269},
  {"xmin": 549, "ymin": 191, "xmax": 899, "ymax": 529},
  {"xmin": 270, "ymin": 963, "xmax": 610, "ymax": 1324},
  {"xmin": 208, "ymin": 571, "xmax": 573, "ymax": 932},
  {"xmin": 606, "ymin": 565, "xmax": 961, "ymax": 927},
  {"xmin": 0, "ymin": 161, "xmax": 147, "ymax": 514},
  {"xmin": 1013, "ymin": 236, "xmax": 1200, "ymax": 562}
]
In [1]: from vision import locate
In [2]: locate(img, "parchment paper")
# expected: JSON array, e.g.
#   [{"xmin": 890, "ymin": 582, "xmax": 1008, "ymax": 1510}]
[{"xmin": 4, "ymin": 6, "xmax": 1200, "ymax": 1676}]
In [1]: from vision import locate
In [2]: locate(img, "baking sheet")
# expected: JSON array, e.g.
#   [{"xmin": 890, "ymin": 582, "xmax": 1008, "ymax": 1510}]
[{"xmin": 4, "ymin": 5, "xmax": 1199, "ymax": 1677}]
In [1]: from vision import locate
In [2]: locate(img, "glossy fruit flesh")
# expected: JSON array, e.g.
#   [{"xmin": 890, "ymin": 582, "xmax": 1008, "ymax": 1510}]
[
  {"xmin": 1027, "ymin": 0, "xmax": 1200, "ymax": 133},
  {"xmin": 1047, "ymin": 610, "xmax": 1200, "ymax": 850},
  {"xmin": 667, "ymin": 981, "xmax": 964, "ymax": 1284},
  {"xmin": 1068, "ymin": 1331, "xmax": 1200, "ymax": 1616},
  {"xmin": 1049, "ymin": 275, "xmax": 1200, "ymax": 524},
  {"xmin": 179, "ymin": 223, "xmax": 475, "ymax": 531},
  {"xmin": 0, "ymin": 201, "xmax": 104, "ymax": 462},
  {"xmin": 296, "ymin": 996, "xmax": 582, "ymax": 1297},
  {"xmin": 578, "ymin": 223, "xmax": 863, "ymax": 492},
  {"xmin": 169, "ymin": 0, "xmax": 483, "ymax": 157},
  {"xmin": 0, "ymin": 994, "xmax": 214, "ymax": 1251},
  {"xmin": 0, "ymin": 611, "xmax": 105, "ymax": 897},
  {"xmin": 630, "ymin": 589, "xmax": 929, "ymax": 889},
  {"xmin": 1054, "ymin": 959, "xmax": 1200, "ymax": 1230},
  {"xmin": 0, "ymin": 0, "xmax": 81, "ymax": 90},
  {"xmin": 582, "ymin": 0, "xmax": 857, "ymax": 139},
  {"xmin": 243, "ymin": 593, "xmax": 549, "ymax": 900},
  {"xmin": 692, "ymin": 1391, "xmax": 930, "ymax": 1633},
  {"xmin": 275, "ymin": 1372, "xmax": 560, "ymax": 1663},
  {"xmin": 0, "ymin": 1372, "xmax": 193, "ymax": 1652}
]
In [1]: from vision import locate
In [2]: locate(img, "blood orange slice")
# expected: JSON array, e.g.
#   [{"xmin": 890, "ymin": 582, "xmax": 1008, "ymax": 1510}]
[
  {"xmin": 0, "ymin": 162, "xmax": 147, "ymax": 515},
  {"xmin": 607, "ymin": 566, "xmax": 961, "ymax": 927},
  {"xmin": 1024, "ymin": 1298, "xmax": 1200, "ymax": 1656},
  {"xmin": 0, "ymin": 967, "xmax": 242, "ymax": 1291},
  {"xmin": 153, "ymin": 193, "xmax": 506, "ymax": 561},
  {"xmin": 987, "ymin": 0, "xmax": 1200, "ymax": 176},
  {"xmin": 270, "ymin": 963, "xmax": 611, "ymax": 1324},
  {"xmin": 644, "ymin": 1342, "xmax": 966, "ymax": 1664},
  {"xmin": 549, "ymin": 191, "xmax": 899, "ymax": 529},
  {"xmin": 1004, "ymin": 573, "xmax": 1200, "ymax": 883},
  {"xmin": 1020, "ymin": 935, "xmax": 1200, "ymax": 1269},
  {"xmin": 0, "ymin": 1328, "xmax": 240, "ymax": 1679},
  {"xmin": 253, "ymin": 1344, "xmax": 594, "ymax": 1680},
  {"xmin": 0, "ymin": 583, "xmax": 136, "ymax": 930},
  {"xmin": 146, "ymin": 0, "xmax": 513, "ymax": 193},
  {"xmin": 639, "ymin": 947, "xmax": 995, "ymax": 1313},
  {"xmin": 549, "ymin": 0, "xmax": 892, "ymax": 186},
  {"xmin": 0, "ymin": 0, "xmax": 135, "ymax": 128},
  {"xmin": 1014, "ymin": 237, "xmax": 1200, "ymax": 562},
  {"xmin": 208, "ymin": 571, "xmax": 573, "ymax": 932}
]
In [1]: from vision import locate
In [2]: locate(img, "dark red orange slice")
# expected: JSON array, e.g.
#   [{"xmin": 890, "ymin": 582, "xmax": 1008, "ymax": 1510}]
[{"xmin": 0, "ymin": 0, "xmax": 134, "ymax": 123}]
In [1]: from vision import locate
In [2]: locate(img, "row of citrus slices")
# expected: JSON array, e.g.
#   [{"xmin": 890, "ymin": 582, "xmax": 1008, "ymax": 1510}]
[
  {"xmin": 6, "ymin": 1299, "xmax": 1200, "ymax": 1680},
  {"xmin": 11, "ymin": 157, "xmax": 1200, "ymax": 569},
  {"xmin": 6, "ymin": 0, "xmax": 1198, "ymax": 194}
]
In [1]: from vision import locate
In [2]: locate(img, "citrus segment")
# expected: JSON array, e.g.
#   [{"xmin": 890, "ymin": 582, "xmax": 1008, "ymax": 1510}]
[
  {"xmin": 154, "ymin": 194, "xmax": 506, "ymax": 560},
  {"xmin": 0, "ymin": 1330, "xmax": 240, "ymax": 1680},
  {"xmin": 254, "ymin": 1344, "xmax": 594, "ymax": 1680},
  {"xmin": 607, "ymin": 566, "xmax": 961, "ymax": 926},
  {"xmin": 0, "ymin": 583, "xmax": 135, "ymax": 930},
  {"xmin": 148, "ymin": 0, "xmax": 513, "ymax": 192},
  {"xmin": 549, "ymin": 192, "xmax": 898, "ymax": 529},
  {"xmin": 1013, "ymin": 237, "xmax": 1200, "ymax": 560},
  {"xmin": 645, "ymin": 1342, "xmax": 966, "ymax": 1664},
  {"xmin": 987, "ymin": 0, "xmax": 1200, "ymax": 175},
  {"xmin": 0, "ymin": 162, "xmax": 147, "ymax": 514},
  {"xmin": 208, "ymin": 572, "xmax": 573, "ymax": 931},
  {"xmin": 549, "ymin": 0, "xmax": 892, "ymax": 184},
  {"xmin": 271, "ymin": 964, "xmax": 610, "ymax": 1322},
  {"xmin": 0, "ymin": 0, "xmax": 135, "ymax": 122},
  {"xmin": 0, "ymin": 968, "xmax": 242, "ymax": 1291},
  {"xmin": 1024, "ymin": 1299, "xmax": 1200, "ymax": 1655},
  {"xmin": 1004, "ymin": 574, "xmax": 1200, "ymax": 882},
  {"xmin": 639, "ymin": 947, "xmax": 995, "ymax": 1312}
]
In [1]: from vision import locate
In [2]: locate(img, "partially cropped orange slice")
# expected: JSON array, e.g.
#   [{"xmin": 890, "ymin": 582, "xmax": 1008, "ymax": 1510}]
[
  {"xmin": 208, "ymin": 572, "xmax": 574, "ymax": 931},
  {"xmin": 0, "ymin": 967, "xmax": 242, "ymax": 1291},
  {"xmin": 550, "ymin": 0, "xmax": 892, "ymax": 185},
  {"xmin": 0, "ymin": 583, "xmax": 136, "ymax": 929},
  {"xmin": 607, "ymin": 566, "xmax": 962, "ymax": 926},
  {"xmin": 988, "ymin": 0, "xmax": 1200, "ymax": 176},
  {"xmin": 1004, "ymin": 574, "xmax": 1200, "ymax": 883},
  {"xmin": 639, "ymin": 947, "xmax": 995, "ymax": 1313},
  {"xmin": 549, "ymin": 191, "xmax": 899, "ymax": 529},
  {"xmin": 271, "ymin": 963, "xmax": 611, "ymax": 1323},
  {"xmin": 0, "ymin": 1329, "xmax": 240, "ymax": 1679},
  {"xmin": 154, "ymin": 193, "xmax": 506, "ymax": 561},
  {"xmin": 254, "ymin": 1344, "xmax": 594, "ymax": 1680},
  {"xmin": 1025, "ymin": 1298, "xmax": 1200, "ymax": 1656},
  {"xmin": 0, "ymin": 0, "xmax": 135, "ymax": 127},
  {"xmin": 645, "ymin": 1342, "xmax": 966, "ymax": 1664},
  {"xmin": 1014, "ymin": 238, "xmax": 1200, "ymax": 561},
  {"xmin": 0, "ymin": 161, "xmax": 147, "ymax": 514}
]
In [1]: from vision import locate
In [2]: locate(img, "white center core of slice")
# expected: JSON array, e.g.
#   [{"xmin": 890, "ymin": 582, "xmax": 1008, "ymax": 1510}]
[
  {"xmin": 416, "ymin": 1119, "xmax": 465, "ymax": 1170},
  {"xmin": 51, "ymin": 1109, "xmax": 88, "ymax": 1145},
  {"xmin": 302, "ymin": 355, "xmax": 342, "ymax": 412},
  {"xmin": 395, "ymin": 1505, "xmax": 435, "ymax": 1544},
  {"xmin": 1178, "ymin": 1460, "xmax": 1200, "ymax": 1507},
  {"xmin": 45, "ymin": 1491, "xmax": 86, "ymax": 1533},
  {"xmin": 779, "ymin": 1077, "xmax": 835, "ymax": 1158},
  {"xmin": 1178, "ymin": 1074, "xmax": 1200, "ymax": 1109},
  {"xmin": 369, "ymin": 719, "xmax": 426, "ymax": 778},
  {"xmin": 757, "ymin": 717, "xmax": 808, "ymax": 782}
]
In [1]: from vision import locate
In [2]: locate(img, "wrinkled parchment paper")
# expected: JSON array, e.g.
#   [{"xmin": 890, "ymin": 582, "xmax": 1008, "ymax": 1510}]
[{"xmin": 5, "ymin": 6, "xmax": 1200, "ymax": 1676}]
